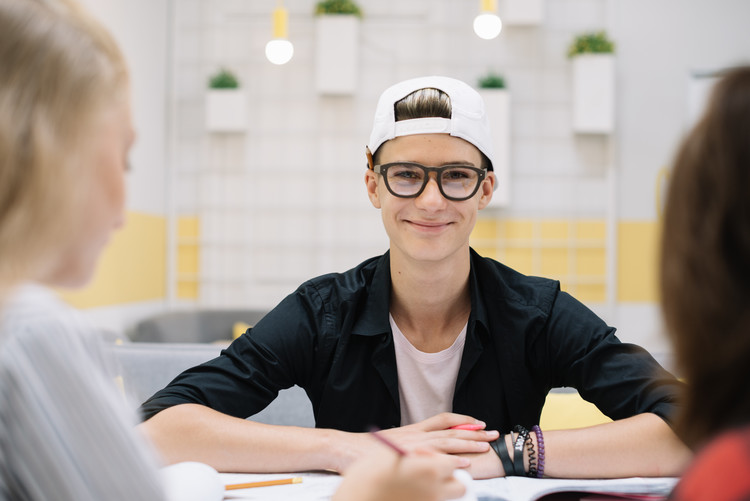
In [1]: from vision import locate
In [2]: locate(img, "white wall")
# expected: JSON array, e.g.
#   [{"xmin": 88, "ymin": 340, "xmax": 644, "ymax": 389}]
[
  {"xmin": 614, "ymin": 0, "xmax": 750, "ymax": 220},
  {"xmin": 76, "ymin": 0, "xmax": 171, "ymax": 334},
  {"xmin": 82, "ymin": 0, "xmax": 750, "ymax": 349},
  {"xmin": 78, "ymin": 0, "xmax": 170, "ymax": 215},
  {"xmin": 172, "ymin": 0, "xmax": 616, "ymax": 310}
]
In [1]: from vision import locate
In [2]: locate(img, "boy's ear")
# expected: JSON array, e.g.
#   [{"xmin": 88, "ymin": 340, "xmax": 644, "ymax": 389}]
[
  {"xmin": 365, "ymin": 146, "xmax": 381, "ymax": 208},
  {"xmin": 478, "ymin": 171, "xmax": 496, "ymax": 210},
  {"xmin": 365, "ymin": 169, "xmax": 381, "ymax": 209}
]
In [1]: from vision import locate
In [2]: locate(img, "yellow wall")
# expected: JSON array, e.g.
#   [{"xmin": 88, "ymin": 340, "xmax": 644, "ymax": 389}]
[
  {"xmin": 176, "ymin": 216, "xmax": 200, "ymax": 300},
  {"xmin": 617, "ymin": 220, "xmax": 660, "ymax": 303},
  {"xmin": 471, "ymin": 218, "xmax": 609, "ymax": 303},
  {"xmin": 59, "ymin": 212, "xmax": 166, "ymax": 308},
  {"xmin": 471, "ymin": 217, "xmax": 659, "ymax": 304},
  {"xmin": 60, "ymin": 214, "xmax": 659, "ymax": 309}
]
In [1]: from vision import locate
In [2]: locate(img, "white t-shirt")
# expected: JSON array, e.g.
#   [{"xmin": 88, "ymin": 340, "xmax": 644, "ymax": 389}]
[{"xmin": 390, "ymin": 314, "xmax": 467, "ymax": 426}]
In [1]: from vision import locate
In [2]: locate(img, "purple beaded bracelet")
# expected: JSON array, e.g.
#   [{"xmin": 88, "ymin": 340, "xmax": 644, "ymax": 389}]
[{"xmin": 532, "ymin": 425, "xmax": 545, "ymax": 478}]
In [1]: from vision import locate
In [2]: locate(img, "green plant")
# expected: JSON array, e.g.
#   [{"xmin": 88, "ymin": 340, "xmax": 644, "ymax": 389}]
[
  {"xmin": 478, "ymin": 72, "xmax": 506, "ymax": 89},
  {"xmin": 567, "ymin": 31, "xmax": 615, "ymax": 58},
  {"xmin": 208, "ymin": 68, "xmax": 239, "ymax": 89},
  {"xmin": 314, "ymin": 0, "xmax": 362, "ymax": 17}
]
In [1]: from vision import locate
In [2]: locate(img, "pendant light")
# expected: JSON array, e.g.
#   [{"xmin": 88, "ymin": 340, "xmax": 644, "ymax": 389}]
[{"xmin": 265, "ymin": 2, "xmax": 294, "ymax": 65}]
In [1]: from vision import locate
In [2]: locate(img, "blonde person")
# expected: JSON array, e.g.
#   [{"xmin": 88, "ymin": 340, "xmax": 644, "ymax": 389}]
[
  {"xmin": 659, "ymin": 66, "xmax": 750, "ymax": 501},
  {"xmin": 141, "ymin": 76, "xmax": 692, "ymax": 479},
  {"xmin": 0, "ymin": 2, "xmax": 465, "ymax": 501},
  {"xmin": 0, "ymin": 0, "xmax": 165, "ymax": 499}
]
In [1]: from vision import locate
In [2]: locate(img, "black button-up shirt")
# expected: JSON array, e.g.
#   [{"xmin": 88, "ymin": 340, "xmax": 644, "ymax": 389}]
[{"xmin": 141, "ymin": 249, "xmax": 681, "ymax": 432}]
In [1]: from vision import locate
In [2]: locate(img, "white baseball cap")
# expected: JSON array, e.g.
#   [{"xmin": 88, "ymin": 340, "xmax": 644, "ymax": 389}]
[{"xmin": 367, "ymin": 75, "xmax": 495, "ymax": 170}]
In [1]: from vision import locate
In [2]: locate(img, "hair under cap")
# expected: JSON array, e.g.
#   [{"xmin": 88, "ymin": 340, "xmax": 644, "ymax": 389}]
[{"xmin": 368, "ymin": 75, "xmax": 495, "ymax": 170}]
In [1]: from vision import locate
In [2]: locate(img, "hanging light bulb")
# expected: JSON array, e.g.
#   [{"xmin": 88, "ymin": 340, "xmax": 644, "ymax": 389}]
[
  {"xmin": 473, "ymin": 0, "xmax": 502, "ymax": 40},
  {"xmin": 265, "ymin": 3, "xmax": 294, "ymax": 65}
]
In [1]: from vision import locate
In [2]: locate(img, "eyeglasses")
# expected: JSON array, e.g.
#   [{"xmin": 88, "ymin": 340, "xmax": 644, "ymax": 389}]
[{"xmin": 373, "ymin": 162, "xmax": 487, "ymax": 202}]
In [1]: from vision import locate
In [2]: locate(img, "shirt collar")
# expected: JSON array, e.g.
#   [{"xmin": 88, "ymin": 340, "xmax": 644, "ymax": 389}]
[
  {"xmin": 351, "ymin": 251, "xmax": 393, "ymax": 336},
  {"xmin": 351, "ymin": 249, "xmax": 492, "ymax": 339},
  {"xmin": 467, "ymin": 248, "xmax": 492, "ymax": 340}
]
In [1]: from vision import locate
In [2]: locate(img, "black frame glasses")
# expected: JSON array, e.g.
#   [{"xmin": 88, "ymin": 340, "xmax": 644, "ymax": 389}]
[{"xmin": 373, "ymin": 162, "xmax": 487, "ymax": 202}]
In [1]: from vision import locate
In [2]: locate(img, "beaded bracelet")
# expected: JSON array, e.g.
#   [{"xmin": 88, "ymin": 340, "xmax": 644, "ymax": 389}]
[{"xmin": 532, "ymin": 425, "xmax": 545, "ymax": 478}]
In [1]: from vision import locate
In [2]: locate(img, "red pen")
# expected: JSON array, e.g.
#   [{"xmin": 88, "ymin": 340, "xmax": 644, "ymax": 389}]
[{"xmin": 450, "ymin": 423, "xmax": 485, "ymax": 431}]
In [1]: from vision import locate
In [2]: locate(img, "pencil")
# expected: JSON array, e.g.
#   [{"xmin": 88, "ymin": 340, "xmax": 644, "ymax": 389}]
[
  {"xmin": 225, "ymin": 477, "xmax": 303, "ymax": 490},
  {"xmin": 369, "ymin": 427, "xmax": 407, "ymax": 456}
]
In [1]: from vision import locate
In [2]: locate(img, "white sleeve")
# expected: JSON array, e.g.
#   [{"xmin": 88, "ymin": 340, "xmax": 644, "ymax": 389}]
[{"xmin": 0, "ymin": 290, "xmax": 166, "ymax": 501}]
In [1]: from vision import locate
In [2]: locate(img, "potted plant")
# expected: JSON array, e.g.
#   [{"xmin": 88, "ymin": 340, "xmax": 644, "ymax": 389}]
[
  {"xmin": 314, "ymin": 0, "xmax": 362, "ymax": 95},
  {"xmin": 477, "ymin": 72, "xmax": 511, "ymax": 208},
  {"xmin": 205, "ymin": 68, "xmax": 247, "ymax": 132},
  {"xmin": 314, "ymin": 0, "xmax": 362, "ymax": 16},
  {"xmin": 567, "ymin": 31, "xmax": 615, "ymax": 133},
  {"xmin": 478, "ymin": 72, "xmax": 506, "ymax": 90}
]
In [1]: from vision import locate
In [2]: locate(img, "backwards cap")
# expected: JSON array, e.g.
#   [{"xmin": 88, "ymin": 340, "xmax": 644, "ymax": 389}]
[{"xmin": 367, "ymin": 75, "xmax": 495, "ymax": 170}]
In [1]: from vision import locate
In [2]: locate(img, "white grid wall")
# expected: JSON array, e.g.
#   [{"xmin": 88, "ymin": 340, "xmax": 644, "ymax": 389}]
[{"xmin": 171, "ymin": 0, "xmax": 613, "ymax": 309}]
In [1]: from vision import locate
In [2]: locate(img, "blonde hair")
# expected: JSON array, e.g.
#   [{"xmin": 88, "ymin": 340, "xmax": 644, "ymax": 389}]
[{"xmin": 0, "ymin": 0, "xmax": 128, "ymax": 296}]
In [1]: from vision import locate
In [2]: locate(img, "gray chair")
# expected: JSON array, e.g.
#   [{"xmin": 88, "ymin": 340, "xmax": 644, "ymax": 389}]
[
  {"xmin": 105, "ymin": 341, "xmax": 315, "ymax": 427},
  {"xmin": 130, "ymin": 309, "xmax": 268, "ymax": 343}
]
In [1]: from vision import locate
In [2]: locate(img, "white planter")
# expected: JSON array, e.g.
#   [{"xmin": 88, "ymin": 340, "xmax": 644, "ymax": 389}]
[
  {"xmin": 572, "ymin": 54, "xmax": 615, "ymax": 134},
  {"xmin": 504, "ymin": 0, "xmax": 544, "ymax": 25},
  {"xmin": 479, "ymin": 89, "xmax": 511, "ymax": 208},
  {"xmin": 206, "ymin": 89, "xmax": 247, "ymax": 132},
  {"xmin": 315, "ymin": 15, "xmax": 359, "ymax": 95}
]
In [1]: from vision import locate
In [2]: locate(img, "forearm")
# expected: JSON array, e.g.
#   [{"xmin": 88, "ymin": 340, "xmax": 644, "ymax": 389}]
[
  {"xmin": 466, "ymin": 413, "xmax": 692, "ymax": 479},
  {"xmin": 541, "ymin": 413, "xmax": 692, "ymax": 478},
  {"xmin": 139, "ymin": 403, "xmax": 365, "ymax": 473}
]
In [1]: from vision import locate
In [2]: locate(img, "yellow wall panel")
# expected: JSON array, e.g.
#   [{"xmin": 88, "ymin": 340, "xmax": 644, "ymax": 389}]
[
  {"xmin": 177, "ymin": 215, "xmax": 200, "ymax": 300},
  {"xmin": 576, "ymin": 248, "xmax": 606, "ymax": 277},
  {"xmin": 177, "ymin": 244, "xmax": 200, "ymax": 275},
  {"xmin": 540, "ymin": 220, "xmax": 570, "ymax": 241},
  {"xmin": 472, "ymin": 247, "xmax": 500, "ymax": 261},
  {"xmin": 618, "ymin": 221, "xmax": 660, "ymax": 302},
  {"xmin": 576, "ymin": 220, "xmax": 606, "ymax": 240},
  {"xmin": 59, "ymin": 212, "xmax": 166, "ymax": 308},
  {"xmin": 575, "ymin": 283, "xmax": 607, "ymax": 303},
  {"xmin": 177, "ymin": 280, "xmax": 199, "ymax": 299},
  {"xmin": 504, "ymin": 220, "xmax": 534, "ymax": 240},
  {"xmin": 472, "ymin": 218, "xmax": 498, "ymax": 240},
  {"xmin": 504, "ymin": 248, "xmax": 533, "ymax": 275},
  {"xmin": 540, "ymin": 247, "xmax": 569, "ymax": 278},
  {"xmin": 178, "ymin": 216, "xmax": 200, "ymax": 239}
]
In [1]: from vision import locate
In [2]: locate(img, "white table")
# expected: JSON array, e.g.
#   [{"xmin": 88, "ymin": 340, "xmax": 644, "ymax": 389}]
[{"xmin": 218, "ymin": 471, "xmax": 678, "ymax": 501}]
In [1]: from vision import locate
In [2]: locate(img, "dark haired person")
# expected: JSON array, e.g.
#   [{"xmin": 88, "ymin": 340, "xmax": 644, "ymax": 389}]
[{"xmin": 661, "ymin": 65, "xmax": 750, "ymax": 501}]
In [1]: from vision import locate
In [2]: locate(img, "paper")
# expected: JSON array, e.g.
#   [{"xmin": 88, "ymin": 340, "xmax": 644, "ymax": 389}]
[
  {"xmin": 453, "ymin": 469, "xmax": 478, "ymax": 501},
  {"xmin": 221, "ymin": 472, "xmax": 342, "ymax": 500},
  {"xmin": 472, "ymin": 476, "xmax": 678, "ymax": 501},
  {"xmin": 218, "ymin": 472, "xmax": 678, "ymax": 501}
]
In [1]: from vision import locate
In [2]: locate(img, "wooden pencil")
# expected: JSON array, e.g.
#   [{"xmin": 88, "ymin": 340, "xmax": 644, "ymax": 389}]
[{"xmin": 225, "ymin": 477, "xmax": 303, "ymax": 490}]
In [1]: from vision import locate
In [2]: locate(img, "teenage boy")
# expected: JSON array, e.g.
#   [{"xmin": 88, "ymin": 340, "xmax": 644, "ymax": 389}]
[{"xmin": 141, "ymin": 76, "xmax": 691, "ymax": 479}]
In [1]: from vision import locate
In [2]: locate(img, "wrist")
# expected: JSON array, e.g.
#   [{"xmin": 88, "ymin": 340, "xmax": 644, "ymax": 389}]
[{"xmin": 326, "ymin": 429, "xmax": 363, "ymax": 473}]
